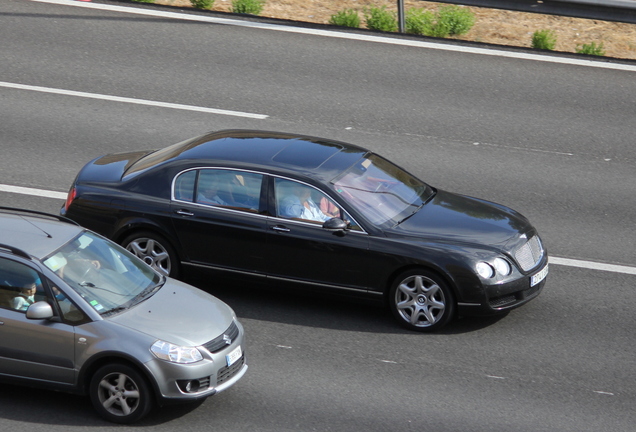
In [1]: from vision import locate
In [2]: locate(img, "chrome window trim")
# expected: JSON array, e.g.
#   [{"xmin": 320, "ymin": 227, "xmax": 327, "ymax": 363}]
[{"xmin": 171, "ymin": 167, "xmax": 265, "ymax": 215}]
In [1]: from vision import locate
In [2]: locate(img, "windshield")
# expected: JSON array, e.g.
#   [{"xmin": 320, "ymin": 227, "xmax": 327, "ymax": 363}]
[
  {"xmin": 332, "ymin": 154, "xmax": 434, "ymax": 226},
  {"xmin": 43, "ymin": 231, "xmax": 163, "ymax": 315}
]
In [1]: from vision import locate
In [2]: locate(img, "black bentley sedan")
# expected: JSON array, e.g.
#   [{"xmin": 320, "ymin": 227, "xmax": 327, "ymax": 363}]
[{"xmin": 61, "ymin": 130, "xmax": 548, "ymax": 332}]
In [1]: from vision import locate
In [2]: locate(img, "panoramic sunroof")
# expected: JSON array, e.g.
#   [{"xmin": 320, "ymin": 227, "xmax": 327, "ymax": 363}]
[{"xmin": 271, "ymin": 139, "xmax": 342, "ymax": 169}]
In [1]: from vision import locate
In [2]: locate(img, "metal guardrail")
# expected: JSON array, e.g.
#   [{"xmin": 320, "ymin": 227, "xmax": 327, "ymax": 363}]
[{"xmin": 426, "ymin": 0, "xmax": 636, "ymax": 24}]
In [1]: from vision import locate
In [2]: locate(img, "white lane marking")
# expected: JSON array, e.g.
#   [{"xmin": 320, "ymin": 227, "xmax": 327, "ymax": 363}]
[
  {"xmin": 549, "ymin": 257, "xmax": 636, "ymax": 275},
  {"xmin": 0, "ymin": 184, "xmax": 67, "ymax": 200},
  {"xmin": 472, "ymin": 142, "xmax": 575, "ymax": 157},
  {"xmin": 0, "ymin": 81, "xmax": 269, "ymax": 119},
  {"xmin": 32, "ymin": 0, "xmax": 636, "ymax": 72},
  {"xmin": 2, "ymin": 183, "xmax": 635, "ymax": 276}
]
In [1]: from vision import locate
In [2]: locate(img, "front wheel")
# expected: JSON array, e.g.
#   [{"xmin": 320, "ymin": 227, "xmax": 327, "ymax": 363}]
[
  {"xmin": 389, "ymin": 270, "xmax": 455, "ymax": 332},
  {"xmin": 89, "ymin": 363, "xmax": 153, "ymax": 424},
  {"xmin": 122, "ymin": 231, "xmax": 179, "ymax": 278}
]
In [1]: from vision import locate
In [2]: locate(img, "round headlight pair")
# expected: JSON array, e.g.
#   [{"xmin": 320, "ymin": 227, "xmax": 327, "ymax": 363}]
[{"xmin": 476, "ymin": 258, "xmax": 512, "ymax": 279}]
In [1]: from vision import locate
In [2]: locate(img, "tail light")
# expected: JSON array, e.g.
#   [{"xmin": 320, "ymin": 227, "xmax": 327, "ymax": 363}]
[{"xmin": 64, "ymin": 186, "xmax": 77, "ymax": 212}]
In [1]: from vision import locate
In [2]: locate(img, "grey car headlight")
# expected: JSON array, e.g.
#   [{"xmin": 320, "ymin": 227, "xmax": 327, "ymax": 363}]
[{"xmin": 151, "ymin": 340, "xmax": 203, "ymax": 364}]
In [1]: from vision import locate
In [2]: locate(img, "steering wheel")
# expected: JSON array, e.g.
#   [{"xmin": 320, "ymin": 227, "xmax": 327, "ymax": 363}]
[{"xmin": 79, "ymin": 260, "xmax": 100, "ymax": 284}]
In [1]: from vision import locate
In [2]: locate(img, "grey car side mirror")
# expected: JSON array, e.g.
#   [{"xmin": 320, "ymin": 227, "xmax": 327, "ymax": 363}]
[{"xmin": 26, "ymin": 301, "xmax": 54, "ymax": 320}]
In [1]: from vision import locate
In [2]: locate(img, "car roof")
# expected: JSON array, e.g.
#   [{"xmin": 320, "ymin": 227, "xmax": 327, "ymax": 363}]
[
  {"xmin": 0, "ymin": 209, "xmax": 82, "ymax": 260},
  {"xmin": 125, "ymin": 130, "xmax": 369, "ymax": 180}
]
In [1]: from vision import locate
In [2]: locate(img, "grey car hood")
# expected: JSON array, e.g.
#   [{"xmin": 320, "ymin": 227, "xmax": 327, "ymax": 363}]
[
  {"xmin": 110, "ymin": 278, "xmax": 235, "ymax": 347},
  {"xmin": 389, "ymin": 190, "xmax": 533, "ymax": 248}
]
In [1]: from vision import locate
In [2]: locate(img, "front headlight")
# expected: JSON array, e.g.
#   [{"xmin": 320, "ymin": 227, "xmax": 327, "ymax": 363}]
[
  {"xmin": 476, "ymin": 262, "xmax": 495, "ymax": 279},
  {"xmin": 151, "ymin": 340, "xmax": 203, "ymax": 364},
  {"xmin": 493, "ymin": 257, "xmax": 512, "ymax": 276},
  {"xmin": 476, "ymin": 257, "xmax": 513, "ymax": 279}
]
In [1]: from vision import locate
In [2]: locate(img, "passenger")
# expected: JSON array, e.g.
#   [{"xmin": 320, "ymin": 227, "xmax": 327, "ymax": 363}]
[
  {"xmin": 280, "ymin": 184, "xmax": 336, "ymax": 222},
  {"xmin": 197, "ymin": 177, "xmax": 229, "ymax": 206},
  {"xmin": 12, "ymin": 282, "xmax": 36, "ymax": 311}
]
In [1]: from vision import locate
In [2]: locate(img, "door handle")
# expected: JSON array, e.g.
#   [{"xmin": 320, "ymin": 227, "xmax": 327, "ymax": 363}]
[
  {"xmin": 271, "ymin": 226, "xmax": 291, "ymax": 233},
  {"xmin": 175, "ymin": 209, "xmax": 195, "ymax": 217}
]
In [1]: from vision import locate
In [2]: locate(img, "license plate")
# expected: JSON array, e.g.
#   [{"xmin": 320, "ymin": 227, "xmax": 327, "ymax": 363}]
[
  {"xmin": 226, "ymin": 345, "xmax": 242, "ymax": 367},
  {"xmin": 530, "ymin": 264, "xmax": 549, "ymax": 287}
]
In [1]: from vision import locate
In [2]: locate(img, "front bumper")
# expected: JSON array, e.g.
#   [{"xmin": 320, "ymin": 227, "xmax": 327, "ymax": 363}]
[
  {"xmin": 457, "ymin": 261, "xmax": 548, "ymax": 317},
  {"xmin": 143, "ymin": 323, "xmax": 248, "ymax": 405}
]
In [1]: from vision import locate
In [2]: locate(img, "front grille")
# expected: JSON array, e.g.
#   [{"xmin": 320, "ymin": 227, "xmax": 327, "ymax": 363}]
[
  {"xmin": 489, "ymin": 295, "xmax": 516, "ymax": 308},
  {"xmin": 198, "ymin": 376, "xmax": 211, "ymax": 389},
  {"xmin": 217, "ymin": 354, "xmax": 245, "ymax": 386},
  {"xmin": 203, "ymin": 321, "xmax": 239, "ymax": 353},
  {"xmin": 514, "ymin": 236, "xmax": 544, "ymax": 271},
  {"xmin": 488, "ymin": 279, "xmax": 544, "ymax": 309}
]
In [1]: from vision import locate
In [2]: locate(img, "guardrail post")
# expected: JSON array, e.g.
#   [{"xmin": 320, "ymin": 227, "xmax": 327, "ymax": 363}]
[{"xmin": 398, "ymin": 0, "xmax": 405, "ymax": 33}]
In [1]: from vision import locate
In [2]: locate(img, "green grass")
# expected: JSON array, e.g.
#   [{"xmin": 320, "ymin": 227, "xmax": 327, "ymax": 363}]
[
  {"xmin": 531, "ymin": 29, "xmax": 557, "ymax": 50},
  {"xmin": 576, "ymin": 42, "xmax": 605, "ymax": 56},
  {"xmin": 329, "ymin": 9, "xmax": 361, "ymax": 28},
  {"xmin": 231, "ymin": 0, "xmax": 265, "ymax": 15},
  {"xmin": 364, "ymin": 6, "xmax": 398, "ymax": 32},
  {"xmin": 405, "ymin": 8, "xmax": 435, "ymax": 35},
  {"xmin": 190, "ymin": 0, "xmax": 214, "ymax": 9},
  {"xmin": 436, "ymin": 5, "xmax": 475, "ymax": 36}
]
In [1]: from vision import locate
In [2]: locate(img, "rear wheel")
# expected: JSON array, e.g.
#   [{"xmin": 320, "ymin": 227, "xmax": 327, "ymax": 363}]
[
  {"xmin": 122, "ymin": 231, "xmax": 179, "ymax": 278},
  {"xmin": 89, "ymin": 363, "xmax": 153, "ymax": 424},
  {"xmin": 389, "ymin": 269, "xmax": 455, "ymax": 332}
]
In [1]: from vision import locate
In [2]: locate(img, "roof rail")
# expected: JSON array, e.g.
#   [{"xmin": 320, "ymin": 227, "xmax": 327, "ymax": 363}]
[
  {"xmin": 0, "ymin": 243, "xmax": 31, "ymax": 260},
  {"xmin": 0, "ymin": 206, "xmax": 79, "ymax": 226}
]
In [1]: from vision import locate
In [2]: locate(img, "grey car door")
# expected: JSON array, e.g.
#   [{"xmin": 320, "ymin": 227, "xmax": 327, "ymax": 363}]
[{"xmin": 0, "ymin": 257, "xmax": 76, "ymax": 385}]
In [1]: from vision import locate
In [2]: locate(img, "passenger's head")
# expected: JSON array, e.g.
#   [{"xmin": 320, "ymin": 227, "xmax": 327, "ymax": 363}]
[{"xmin": 21, "ymin": 282, "xmax": 36, "ymax": 296}]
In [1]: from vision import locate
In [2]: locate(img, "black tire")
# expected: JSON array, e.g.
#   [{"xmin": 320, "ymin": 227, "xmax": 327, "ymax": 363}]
[
  {"xmin": 388, "ymin": 269, "xmax": 455, "ymax": 332},
  {"xmin": 121, "ymin": 231, "xmax": 179, "ymax": 278},
  {"xmin": 89, "ymin": 363, "xmax": 153, "ymax": 424}
]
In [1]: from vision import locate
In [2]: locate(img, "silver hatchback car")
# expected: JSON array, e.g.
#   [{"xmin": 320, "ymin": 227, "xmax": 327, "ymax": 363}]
[{"xmin": 0, "ymin": 207, "xmax": 247, "ymax": 423}]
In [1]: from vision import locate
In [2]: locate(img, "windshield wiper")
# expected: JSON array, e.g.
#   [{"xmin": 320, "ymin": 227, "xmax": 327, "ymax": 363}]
[
  {"xmin": 101, "ymin": 306, "xmax": 128, "ymax": 317},
  {"xmin": 132, "ymin": 280, "xmax": 164, "ymax": 305},
  {"xmin": 395, "ymin": 203, "xmax": 425, "ymax": 226}
]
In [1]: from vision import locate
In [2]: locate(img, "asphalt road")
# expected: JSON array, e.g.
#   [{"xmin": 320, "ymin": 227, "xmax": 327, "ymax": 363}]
[{"xmin": 1, "ymin": 1, "xmax": 635, "ymax": 431}]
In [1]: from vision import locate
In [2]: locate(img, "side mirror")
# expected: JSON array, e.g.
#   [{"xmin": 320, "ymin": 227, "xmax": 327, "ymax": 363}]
[
  {"xmin": 26, "ymin": 301, "xmax": 54, "ymax": 320},
  {"xmin": 322, "ymin": 218, "xmax": 349, "ymax": 234}
]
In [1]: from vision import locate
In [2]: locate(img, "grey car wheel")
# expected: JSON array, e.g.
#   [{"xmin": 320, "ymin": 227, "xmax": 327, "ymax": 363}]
[
  {"xmin": 122, "ymin": 231, "xmax": 179, "ymax": 278},
  {"xmin": 389, "ymin": 270, "xmax": 455, "ymax": 332},
  {"xmin": 90, "ymin": 363, "xmax": 153, "ymax": 424}
]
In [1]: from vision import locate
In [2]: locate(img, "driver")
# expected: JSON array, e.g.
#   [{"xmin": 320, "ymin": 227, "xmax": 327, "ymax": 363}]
[{"xmin": 12, "ymin": 281, "xmax": 37, "ymax": 311}]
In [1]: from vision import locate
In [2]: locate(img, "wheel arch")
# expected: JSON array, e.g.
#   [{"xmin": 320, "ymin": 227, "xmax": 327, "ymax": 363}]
[
  {"xmin": 112, "ymin": 222, "xmax": 184, "ymax": 276},
  {"xmin": 382, "ymin": 263, "xmax": 460, "ymax": 306},
  {"xmin": 78, "ymin": 352, "xmax": 161, "ymax": 402},
  {"xmin": 111, "ymin": 219, "xmax": 177, "ymax": 249}
]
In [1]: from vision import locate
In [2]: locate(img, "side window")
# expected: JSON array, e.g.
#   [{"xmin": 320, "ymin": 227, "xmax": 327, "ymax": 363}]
[
  {"xmin": 274, "ymin": 179, "xmax": 341, "ymax": 224},
  {"xmin": 196, "ymin": 169, "xmax": 262, "ymax": 213},
  {"xmin": 174, "ymin": 170, "xmax": 196, "ymax": 202},
  {"xmin": 0, "ymin": 257, "xmax": 44, "ymax": 312},
  {"xmin": 48, "ymin": 279, "xmax": 88, "ymax": 324}
]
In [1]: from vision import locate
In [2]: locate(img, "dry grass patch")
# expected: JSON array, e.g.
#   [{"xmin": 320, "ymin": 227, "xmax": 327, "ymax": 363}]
[{"xmin": 155, "ymin": 0, "xmax": 636, "ymax": 59}]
